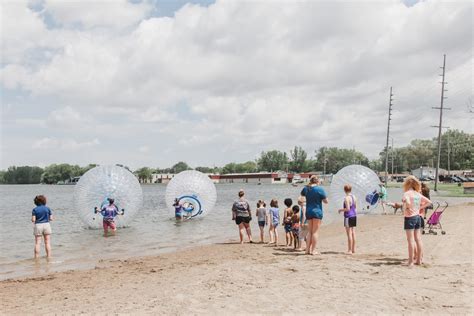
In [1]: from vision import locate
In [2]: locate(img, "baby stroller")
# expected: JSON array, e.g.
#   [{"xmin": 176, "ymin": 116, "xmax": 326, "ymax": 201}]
[{"xmin": 422, "ymin": 202, "xmax": 448, "ymax": 235}]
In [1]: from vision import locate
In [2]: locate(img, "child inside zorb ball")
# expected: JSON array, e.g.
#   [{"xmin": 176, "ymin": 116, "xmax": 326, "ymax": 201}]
[{"xmin": 166, "ymin": 170, "xmax": 217, "ymax": 221}]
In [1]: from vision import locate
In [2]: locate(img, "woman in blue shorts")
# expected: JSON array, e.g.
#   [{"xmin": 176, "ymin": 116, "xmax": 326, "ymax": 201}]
[{"xmin": 300, "ymin": 175, "xmax": 328, "ymax": 255}]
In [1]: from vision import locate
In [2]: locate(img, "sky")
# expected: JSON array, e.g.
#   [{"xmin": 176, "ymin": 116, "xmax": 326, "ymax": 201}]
[{"xmin": 1, "ymin": 0, "xmax": 472, "ymax": 170}]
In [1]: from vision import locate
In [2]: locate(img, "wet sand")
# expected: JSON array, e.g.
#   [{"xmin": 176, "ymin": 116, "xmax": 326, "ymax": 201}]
[{"xmin": 1, "ymin": 203, "xmax": 472, "ymax": 315}]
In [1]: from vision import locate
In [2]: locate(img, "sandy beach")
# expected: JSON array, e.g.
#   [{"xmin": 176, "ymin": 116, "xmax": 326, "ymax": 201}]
[{"xmin": 1, "ymin": 202, "xmax": 472, "ymax": 315}]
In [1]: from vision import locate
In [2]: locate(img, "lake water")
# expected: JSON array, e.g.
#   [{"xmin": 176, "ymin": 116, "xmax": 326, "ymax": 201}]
[{"xmin": 0, "ymin": 183, "xmax": 470, "ymax": 280}]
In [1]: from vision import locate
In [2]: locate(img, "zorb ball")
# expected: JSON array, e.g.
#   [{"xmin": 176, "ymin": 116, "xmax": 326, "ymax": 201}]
[
  {"xmin": 165, "ymin": 170, "xmax": 217, "ymax": 219},
  {"xmin": 74, "ymin": 165, "xmax": 143, "ymax": 228},
  {"xmin": 329, "ymin": 165, "xmax": 380, "ymax": 214}
]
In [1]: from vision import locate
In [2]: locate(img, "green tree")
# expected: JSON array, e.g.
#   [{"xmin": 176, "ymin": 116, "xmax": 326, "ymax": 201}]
[
  {"xmin": 221, "ymin": 161, "xmax": 257, "ymax": 174},
  {"xmin": 171, "ymin": 161, "xmax": 191, "ymax": 173},
  {"xmin": 0, "ymin": 170, "xmax": 5, "ymax": 184},
  {"xmin": 135, "ymin": 167, "xmax": 153, "ymax": 182},
  {"xmin": 81, "ymin": 164, "xmax": 98, "ymax": 175},
  {"xmin": 289, "ymin": 146, "xmax": 307, "ymax": 173},
  {"xmin": 3, "ymin": 166, "xmax": 44, "ymax": 184},
  {"xmin": 440, "ymin": 129, "xmax": 474, "ymax": 170},
  {"xmin": 41, "ymin": 164, "xmax": 82, "ymax": 184},
  {"xmin": 257, "ymin": 150, "xmax": 289, "ymax": 172},
  {"xmin": 237, "ymin": 161, "xmax": 257, "ymax": 173},
  {"xmin": 195, "ymin": 166, "xmax": 222, "ymax": 174},
  {"xmin": 314, "ymin": 147, "xmax": 369, "ymax": 174}
]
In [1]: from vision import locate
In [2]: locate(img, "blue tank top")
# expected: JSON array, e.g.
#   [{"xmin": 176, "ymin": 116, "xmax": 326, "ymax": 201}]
[{"xmin": 344, "ymin": 195, "xmax": 357, "ymax": 218}]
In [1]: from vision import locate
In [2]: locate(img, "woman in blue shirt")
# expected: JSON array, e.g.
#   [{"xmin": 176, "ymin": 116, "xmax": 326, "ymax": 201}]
[
  {"xmin": 31, "ymin": 195, "xmax": 53, "ymax": 258},
  {"xmin": 300, "ymin": 175, "xmax": 328, "ymax": 255}
]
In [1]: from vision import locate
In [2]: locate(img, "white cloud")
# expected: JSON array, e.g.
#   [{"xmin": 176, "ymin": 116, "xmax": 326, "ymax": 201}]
[
  {"xmin": 138, "ymin": 145, "xmax": 150, "ymax": 153},
  {"xmin": 2, "ymin": 0, "xmax": 473, "ymax": 168},
  {"xmin": 32, "ymin": 137, "xmax": 100, "ymax": 150},
  {"xmin": 32, "ymin": 137, "xmax": 59, "ymax": 149}
]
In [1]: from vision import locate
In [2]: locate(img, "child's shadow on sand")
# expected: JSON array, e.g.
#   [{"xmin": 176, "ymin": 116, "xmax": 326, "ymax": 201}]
[
  {"xmin": 366, "ymin": 257, "xmax": 405, "ymax": 267},
  {"xmin": 272, "ymin": 248, "xmax": 307, "ymax": 256}
]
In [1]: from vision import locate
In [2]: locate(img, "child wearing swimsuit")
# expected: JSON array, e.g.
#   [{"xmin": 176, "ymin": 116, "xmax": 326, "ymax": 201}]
[
  {"xmin": 268, "ymin": 199, "xmax": 280, "ymax": 245},
  {"xmin": 291, "ymin": 205, "xmax": 301, "ymax": 250}
]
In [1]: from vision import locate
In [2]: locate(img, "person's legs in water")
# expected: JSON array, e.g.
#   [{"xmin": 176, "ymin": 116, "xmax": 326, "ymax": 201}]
[
  {"xmin": 243, "ymin": 222, "xmax": 252, "ymax": 242},
  {"xmin": 109, "ymin": 221, "xmax": 117, "ymax": 236},
  {"xmin": 405, "ymin": 229, "xmax": 415, "ymax": 266},
  {"xmin": 44, "ymin": 234, "xmax": 52, "ymax": 258},
  {"xmin": 34, "ymin": 235, "xmax": 42, "ymax": 259},
  {"xmin": 103, "ymin": 221, "xmax": 109, "ymax": 237},
  {"xmin": 414, "ymin": 229, "xmax": 423, "ymax": 265}
]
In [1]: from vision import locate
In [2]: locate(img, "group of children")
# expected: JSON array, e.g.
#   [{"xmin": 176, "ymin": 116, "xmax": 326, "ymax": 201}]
[
  {"xmin": 255, "ymin": 198, "xmax": 306, "ymax": 249},
  {"xmin": 246, "ymin": 175, "xmax": 432, "ymax": 266},
  {"xmin": 252, "ymin": 184, "xmax": 358, "ymax": 254}
]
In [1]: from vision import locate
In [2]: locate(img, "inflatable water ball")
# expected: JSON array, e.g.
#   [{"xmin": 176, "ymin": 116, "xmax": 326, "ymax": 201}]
[
  {"xmin": 329, "ymin": 165, "xmax": 381, "ymax": 214},
  {"xmin": 74, "ymin": 165, "xmax": 143, "ymax": 228},
  {"xmin": 165, "ymin": 170, "xmax": 217, "ymax": 219}
]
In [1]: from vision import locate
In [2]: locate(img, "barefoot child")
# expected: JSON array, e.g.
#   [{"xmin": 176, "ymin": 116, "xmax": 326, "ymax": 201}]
[
  {"xmin": 297, "ymin": 196, "xmax": 307, "ymax": 251},
  {"xmin": 32, "ymin": 195, "xmax": 53, "ymax": 258},
  {"xmin": 283, "ymin": 198, "xmax": 294, "ymax": 247},
  {"xmin": 338, "ymin": 185, "xmax": 357, "ymax": 254},
  {"xmin": 268, "ymin": 199, "xmax": 280, "ymax": 245},
  {"xmin": 402, "ymin": 176, "xmax": 432, "ymax": 266},
  {"xmin": 291, "ymin": 205, "xmax": 301, "ymax": 250},
  {"xmin": 256, "ymin": 200, "xmax": 267, "ymax": 243}
]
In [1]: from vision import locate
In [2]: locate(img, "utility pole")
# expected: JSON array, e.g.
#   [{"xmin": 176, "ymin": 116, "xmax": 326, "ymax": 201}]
[
  {"xmin": 432, "ymin": 54, "xmax": 450, "ymax": 191},
  {"xmin": 384, "ymin": 87, "xmax": 394, "ymax": 185}
]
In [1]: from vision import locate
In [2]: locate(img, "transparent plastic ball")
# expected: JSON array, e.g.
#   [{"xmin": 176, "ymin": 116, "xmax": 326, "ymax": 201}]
[
  {"xmin": 329, "ymin": 165, "xmax": 380, "ymax": 214},
  {"xmin": 165, "ymin": 170, "xmax": 217, "ymax": 219},
  {"xmin": 74, "ymin": 165, "xmax": 143, "ymax": 228}
]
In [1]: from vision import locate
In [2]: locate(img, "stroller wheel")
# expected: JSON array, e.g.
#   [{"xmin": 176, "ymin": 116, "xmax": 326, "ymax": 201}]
[
  {"xmin": 422, "ymin": 230, "xmax": 425, "ymax": 235},
  {"xmin": 433, "ymin": 231, "xmax": 438, "ymax": 235},
  {"xmin": 441, "ymin": 231, "xmax": 446, "ymax": 235}
]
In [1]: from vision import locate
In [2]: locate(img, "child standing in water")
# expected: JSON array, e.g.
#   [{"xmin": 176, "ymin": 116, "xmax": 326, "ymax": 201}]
[
  {"xmin": 283, "ymin": 198, "xmax": 294, "ymax": 247},
  {"xmin": 268, "ymin": 199, "xmax": 280, "ymax": 245},
  {"xmin": 31, "ymin": 195, "xmax": 53, "ymax": 259},
  {"xmin": 291, "ymin": 205, "xmax": 301, "ymax": 250},
  {"xmin": 402, "ymin": 176, "xmax": 432, "ymax": 266},
  {"xmin": 95, "ymin": 198, "xmax": 123, "ymax": 236},
  {"xmin": 338, "ymin": 185, "xmax": 357, "ymax": 254},
  {"xmin": 173, "ymin": 198, "xmax": 183, "ymax": 221},
  {"xmin": 256, "ymin": 200, "xmax": 267, "ymax": 243}
]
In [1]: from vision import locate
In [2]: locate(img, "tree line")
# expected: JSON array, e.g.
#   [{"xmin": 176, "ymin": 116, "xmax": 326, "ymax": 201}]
[{"xmin": 1, "ymin": 130, "xmax": 472, "ymax": 184}]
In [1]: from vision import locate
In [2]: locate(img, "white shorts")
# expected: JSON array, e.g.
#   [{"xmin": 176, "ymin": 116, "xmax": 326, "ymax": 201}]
[{"xmin": 34, "ymin": 223, "xmax": 52, "ymax": 236}]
